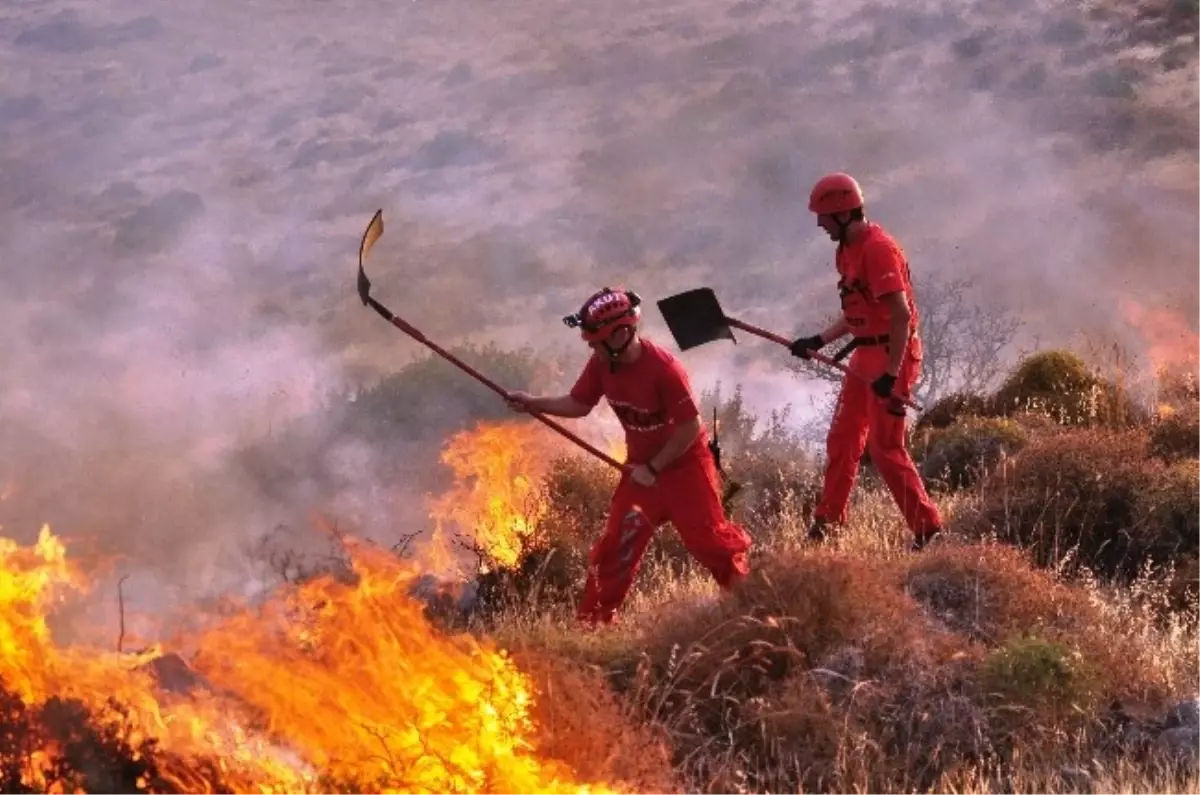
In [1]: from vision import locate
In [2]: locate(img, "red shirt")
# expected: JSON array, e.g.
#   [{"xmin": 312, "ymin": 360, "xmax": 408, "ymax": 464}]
[
  {"xmin": 569, "ymin": 338, "xmax": 705, "ymax": 465},
  {"xmin": 836, "ymin": 222, "xmax": 921, "ymax": 340}
]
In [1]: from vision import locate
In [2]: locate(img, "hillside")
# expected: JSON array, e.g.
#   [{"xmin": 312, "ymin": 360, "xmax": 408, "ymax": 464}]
[
  {"xmin": 2, "ymin": 0, "xmax": 1196, "ymax": 579},
  {"xmin": 0, "ymin": 347, "xmax": 1197, "ymax": 793},
  {"xmin": 0, "ymin": 0, "xmax": 1196, "ymax": 792}
]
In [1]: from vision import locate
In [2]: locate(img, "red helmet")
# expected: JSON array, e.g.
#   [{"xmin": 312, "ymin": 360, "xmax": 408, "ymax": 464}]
[
  {"xmin": 563, "ymin": 287, "xmax": 642, "ymax": 343},
  {"xmin": 808, "ymin": 172, "xmax": 865, "ymax": 215}
]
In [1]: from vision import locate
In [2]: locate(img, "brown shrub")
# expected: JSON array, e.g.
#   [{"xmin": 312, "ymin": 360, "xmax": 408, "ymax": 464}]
[
  {"xmin": 605, "ymin": 550, "xmax": 992, "ymax": 792},
  {"xmin": 904, "ymin": 544, "xmax": 1098, "ymax": 645},
  {"xmin": 991, "ymin": 350, "xmax": 1145, "ymax": 428},
  {"xmin": 904, "ymin": 546, "xmax": 1186, "ymax": 710},
  {"xmin": 539, "ymin": 454, "xmax": 619, "ymax": 546},
  {"xmin": 502, "ymin": 536, "xmax": 1198, "ymax": 793},
  {"xmin": 963, "ymin": 428, "xmax": 1199, "ymax": 584},
  {"xmin": 724, "ymin": 451, "xmax": 822, "ymax": 541},
  {"xmin": 1150, "ymin": 401, "xmax": 1200, "ymax": 461}
]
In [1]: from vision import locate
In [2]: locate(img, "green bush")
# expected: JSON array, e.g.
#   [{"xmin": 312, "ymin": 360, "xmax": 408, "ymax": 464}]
[
  {"xmin": 699, "ymin": 381, "xmax": 806, "ymax": 460},
  {"xmin": 913, "ymin": 417, "xmax": 1029, "ymax": 492},
  {"xmin": 979, "ymin": 635, "xmax": 1101, "ymax": 723},
  {"xmin": 914, "ymin": 391, "xmax": 994, "ymax": 434},
  {"xmin": 990, "ymin": 350, "xmax": 1144, "ymax": 429},
  {"xmin": 468, "ymin": 452, "xmax": 614, "ymax": 616}
]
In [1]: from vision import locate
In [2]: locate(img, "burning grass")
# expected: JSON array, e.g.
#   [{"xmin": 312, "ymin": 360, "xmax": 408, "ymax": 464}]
[{"xmin": 0, "ymin": 526, "xmax": 669, "ymax": 794}]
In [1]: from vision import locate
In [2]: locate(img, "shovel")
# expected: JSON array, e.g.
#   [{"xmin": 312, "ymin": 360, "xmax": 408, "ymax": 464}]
[
  {"xmin": 355, "ymin": 209, "xmax": 630, "ymax": 473},
  {"xmin": 656, "ymin": 287, "xmax": 924, "ymax": 412}
]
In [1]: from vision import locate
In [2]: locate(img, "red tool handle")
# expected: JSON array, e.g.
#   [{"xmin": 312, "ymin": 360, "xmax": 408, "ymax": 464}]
[
  {"xmin": 382, "ymin": 314, "xmax": 630, "ymax": 472},
  {"xmin": 725, "ymin": 318, "xmax": 924, "ymax": 412}
]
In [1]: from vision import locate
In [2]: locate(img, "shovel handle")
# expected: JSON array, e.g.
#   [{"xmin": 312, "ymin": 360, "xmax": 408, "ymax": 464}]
[
  {"xmin": 725, "ymin": 318, "xmax": 924, "ymax": 412},
  {"xmin": 372, "ymin": 310, "xmax": 630, "ymax": 472}
]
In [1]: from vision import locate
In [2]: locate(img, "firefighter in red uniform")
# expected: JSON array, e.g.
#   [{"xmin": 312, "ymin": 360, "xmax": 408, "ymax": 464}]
[
  {"xmin": 505, "ymin": 287, "xmax": 752, "ymax": 625},
  {"xmin": 789, "ymin": 173, "xmax": 944, "ymax": 551}
]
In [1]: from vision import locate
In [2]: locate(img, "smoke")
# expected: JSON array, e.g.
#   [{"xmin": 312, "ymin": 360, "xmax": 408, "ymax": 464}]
[{"xmin": 0, "ymin": 1, "xmax": 1195, "ymax": 615}]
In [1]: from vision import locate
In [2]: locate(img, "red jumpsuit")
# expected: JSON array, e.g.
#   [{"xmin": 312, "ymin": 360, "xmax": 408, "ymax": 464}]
[
  {"xmin": 813, "ymin": 223, "xmax": 943, "ymax": 542},
  {"xmin": 568, "ymin": 339, "xmax": 752, "ymax": 625}
]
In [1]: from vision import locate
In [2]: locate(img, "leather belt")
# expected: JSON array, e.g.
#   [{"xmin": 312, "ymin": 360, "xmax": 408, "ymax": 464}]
[{"xmin": 831, "ymin": 333, "xmax": 920, "ymax": 363}]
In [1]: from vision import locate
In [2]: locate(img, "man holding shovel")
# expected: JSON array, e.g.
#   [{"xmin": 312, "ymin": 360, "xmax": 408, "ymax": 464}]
[
  {"xmin": 788, "ymin": 172, "xmax": 943, "ymax": 551},
  {"xmin": 505, "ymin": 287, "xmax": 752, "ymax": 626}
]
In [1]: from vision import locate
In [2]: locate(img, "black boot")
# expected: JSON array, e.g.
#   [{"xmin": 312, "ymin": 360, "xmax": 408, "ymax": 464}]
[
  {"xmin": 910, "ymin": 528, "xmax": 942, "ymax": 552},
  {"xmin": 807, "ymin": 518, "xmax": 830, "ymax": 544}
]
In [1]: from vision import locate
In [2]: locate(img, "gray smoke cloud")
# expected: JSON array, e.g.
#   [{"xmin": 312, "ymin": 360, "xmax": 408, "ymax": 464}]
[{"xmin": 0, "ymin": 1, "xmax": 1195, "ymax": 617}]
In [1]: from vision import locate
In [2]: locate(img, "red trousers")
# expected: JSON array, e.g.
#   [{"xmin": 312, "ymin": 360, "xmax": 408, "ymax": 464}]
[
  {"xmin": 577, "ymin": 446, "xmax": 751, "ymax": 626},
  {"xmin": 814, "ymin": 344, "xmax": 942, "ymax": 539}
]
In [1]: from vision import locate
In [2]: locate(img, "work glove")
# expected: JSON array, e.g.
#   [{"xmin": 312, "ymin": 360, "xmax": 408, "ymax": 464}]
[
  {"xmin": 871, "ymin": 373, "xmax": 896, "ymax": 399},
  {"xmin": 788, "ymin": 334, "xmax": 825, "ymax": 360}
]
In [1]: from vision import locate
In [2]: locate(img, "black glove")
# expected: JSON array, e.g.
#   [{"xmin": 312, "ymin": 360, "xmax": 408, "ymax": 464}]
[
  {"xmin": 788, "ymin": 334, "xmax": 825, "ymax": 360},
  {"xmin": 872, "ymin": 372, "xmax": 896, "ymax": 399}
]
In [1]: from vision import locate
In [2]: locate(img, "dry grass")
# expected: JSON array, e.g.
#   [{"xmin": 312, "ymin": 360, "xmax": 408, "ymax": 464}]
[
  {"xmin": 470, "ymin": 358, "xmax": 1199, "ymax": 793},
  {"xmin": 490, "ymin": 528, "xmax": 1198, "ymax": 793},
  {"xmin": 323, "ymin": 341, "xmax": 1200, "ymax": 793}
]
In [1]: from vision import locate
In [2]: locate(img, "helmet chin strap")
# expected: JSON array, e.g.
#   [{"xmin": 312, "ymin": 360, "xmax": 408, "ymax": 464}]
[
  {"xmin": 833, "ymin": 208, "xmax": 863, "ymax": 242},
  {"xmin": 601, "ymin": 328, "xmax": 635, "ymax": 364}
]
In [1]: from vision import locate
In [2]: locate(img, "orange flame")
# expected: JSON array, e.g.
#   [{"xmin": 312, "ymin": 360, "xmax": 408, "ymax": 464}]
[
  {"xmin": 424, "ymin": 421, "xmax": 568, "ymax": 573},
  {"xmin": 0, "ymin": 525, "xmax": 614, "ymax": 793}
]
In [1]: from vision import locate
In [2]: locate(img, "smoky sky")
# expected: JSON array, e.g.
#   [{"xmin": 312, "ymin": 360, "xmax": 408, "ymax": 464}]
[{"xmin": 0, "ymin": 1, "xmax": 1195, "ymax": 610}]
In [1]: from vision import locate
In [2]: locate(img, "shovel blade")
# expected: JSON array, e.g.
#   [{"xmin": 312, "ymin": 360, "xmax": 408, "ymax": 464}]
[
  {"xmin": 656, "ymin": 287, "xmax": 737, "ymax": 351},
  {"xmin": 356, "ymin": 209, "xmax": 384, "ymax": 304}
]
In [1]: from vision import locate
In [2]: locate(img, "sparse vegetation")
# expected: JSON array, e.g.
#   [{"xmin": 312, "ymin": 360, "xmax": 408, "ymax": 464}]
[{"xmin": 245, "ymin": 340, "xmax": 1200, "ymax": 794}]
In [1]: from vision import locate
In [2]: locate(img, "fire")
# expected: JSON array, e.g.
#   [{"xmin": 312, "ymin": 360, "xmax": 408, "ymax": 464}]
[
  {"xmin": 1118, "ymin": 297, "xmax": 1200, "ymax": 374},
  {"xmin": 0, "ymin": 525, "xmax": 614, "ymax": 793},
  {"xmin": 425, "ymin": 421, "xmax": 569, "ymax": 572}
]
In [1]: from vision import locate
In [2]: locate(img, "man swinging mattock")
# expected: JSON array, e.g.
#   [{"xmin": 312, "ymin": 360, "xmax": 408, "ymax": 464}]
[
  {"xmin": 787, "ymin": 172, "xmax": 944, "ymax": 551},
  {"xmin": 504, "ymin": 287, "xmax": 752, "ymax": 626}
]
